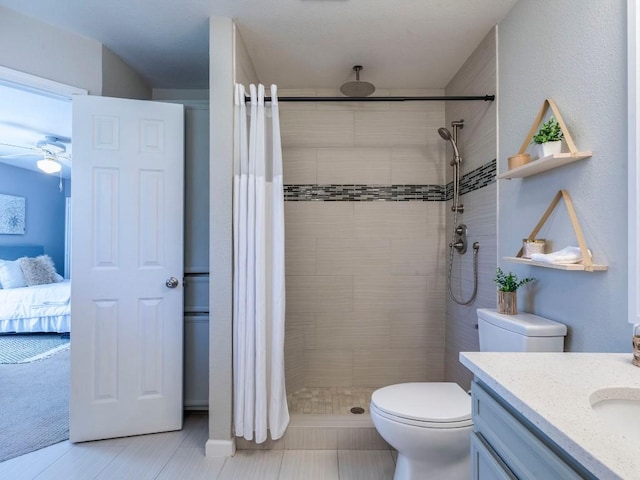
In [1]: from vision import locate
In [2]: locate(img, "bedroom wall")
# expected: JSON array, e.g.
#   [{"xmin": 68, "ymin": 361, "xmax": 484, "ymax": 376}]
[{"xmin": 0, "ymin": 163, "xmax": 66, "ymax": 277}]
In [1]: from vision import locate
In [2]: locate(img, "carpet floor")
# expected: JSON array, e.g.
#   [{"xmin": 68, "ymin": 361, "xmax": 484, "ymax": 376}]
[
  {"xmin": 0, "ymin": 334, "xmax": 70, "ymax": 364},
  {"xmin": 0, "ymin": 348, "xmax": 69, "ymax": 463}
]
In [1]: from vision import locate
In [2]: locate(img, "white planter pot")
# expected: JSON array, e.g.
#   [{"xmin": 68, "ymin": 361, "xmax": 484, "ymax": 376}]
[{"xmin": 537, "ymin": 141, "xmax": 562, "ymax": 159}]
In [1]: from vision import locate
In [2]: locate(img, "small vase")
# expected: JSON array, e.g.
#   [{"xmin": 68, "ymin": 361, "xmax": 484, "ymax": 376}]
[
  {"xmin": 497, "ymin": 291, "xmax": 517, "ymax": 315},
  {"xmin": 538, "ymin": 141, "xmax": 562, "ymax": 159}
]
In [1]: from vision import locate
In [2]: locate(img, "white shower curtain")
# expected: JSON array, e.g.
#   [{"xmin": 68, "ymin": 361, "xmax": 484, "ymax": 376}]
[{"xmin": 233, "ymin": 83, "xmax": 289, "ymax": 442}]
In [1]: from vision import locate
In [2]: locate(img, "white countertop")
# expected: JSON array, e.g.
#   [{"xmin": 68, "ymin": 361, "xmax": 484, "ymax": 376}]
[{"xmin": 460, "ymin": 352, "xmax": 640, "ymax": 480}]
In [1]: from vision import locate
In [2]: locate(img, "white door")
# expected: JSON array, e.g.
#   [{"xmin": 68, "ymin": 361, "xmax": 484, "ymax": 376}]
[{"xmin": 70, "ymin": 95, "xmax": 184, "ymax": 443}]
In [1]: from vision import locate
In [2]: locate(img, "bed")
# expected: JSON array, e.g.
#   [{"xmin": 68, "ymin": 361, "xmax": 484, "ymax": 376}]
[{"xmin": 0, "ymin": 246, "xmax": 70, "ymax": 333}]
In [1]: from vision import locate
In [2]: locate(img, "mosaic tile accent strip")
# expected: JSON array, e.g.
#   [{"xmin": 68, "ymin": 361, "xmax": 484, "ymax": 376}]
[
  {"xmin": 284, "ymin": 184, "xmax": 445, "ymax": 202},
  {"xmin": 284, "ymin": 159, "xmax": 496, "ymax": 201},
  {"xmin": 287, "ymin": 387, "xmax": 377, "ymax": 415},
  {"xmin": 446, "ymin": 158, "xmax": 496, "ymax": 200}
]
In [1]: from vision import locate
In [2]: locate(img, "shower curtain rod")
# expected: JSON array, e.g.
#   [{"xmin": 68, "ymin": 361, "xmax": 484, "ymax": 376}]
[{"xmin": 245, "ymin": 95, "xmax": 495, "ymax": 102}]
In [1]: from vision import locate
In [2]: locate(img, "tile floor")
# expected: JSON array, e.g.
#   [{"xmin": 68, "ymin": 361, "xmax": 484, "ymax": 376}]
[
  {"xmin": 0, "ymin": 412, "xmax": 396, "ymax": 480},
  {"xmin": 287, "ymin": 387, "xmax": 376, "ymax": 415}
]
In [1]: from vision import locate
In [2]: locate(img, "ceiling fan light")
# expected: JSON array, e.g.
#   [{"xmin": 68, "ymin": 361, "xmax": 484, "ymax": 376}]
[
  {"xmin": 37, "ymin": 156, "xmax": 62, "ymax": 174},
  {"xmin": 36, "ymin": 136, "xmax": 66, "ymax": 154}
]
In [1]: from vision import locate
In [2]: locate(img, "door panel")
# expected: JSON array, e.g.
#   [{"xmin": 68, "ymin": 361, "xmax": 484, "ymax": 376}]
[{"xmin": 70, "ymin": 95, "xmax": 184, "ymax": 443}]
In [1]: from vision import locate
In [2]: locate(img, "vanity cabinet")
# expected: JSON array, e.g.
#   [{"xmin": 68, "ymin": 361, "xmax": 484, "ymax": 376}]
[{"xmin": 471, "ymin": 380, "xmax": 596, "ymax": 480}]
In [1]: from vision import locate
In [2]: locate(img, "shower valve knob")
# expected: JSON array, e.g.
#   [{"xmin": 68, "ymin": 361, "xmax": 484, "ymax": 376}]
[{"xmin": 449, "ymin": 240, "xmax": 465, "ymax": 252}]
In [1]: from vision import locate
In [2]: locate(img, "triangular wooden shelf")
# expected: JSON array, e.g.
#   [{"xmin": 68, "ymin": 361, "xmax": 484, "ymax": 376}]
[
  {"xmin": 504, "ymin": 189, "xmax": 607, "ymax": 272},
  {"xmin": 501, "ymin": 99, "xmax": 592, "ymax": 179}
]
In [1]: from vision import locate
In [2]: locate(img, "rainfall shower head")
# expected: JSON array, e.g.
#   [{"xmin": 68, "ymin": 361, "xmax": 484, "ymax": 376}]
[
  {"xmin": 438, "ymin": 127, "xmax": 461, "ymax": 164},
  {"xmin": 340, "ymin": 65, "xmax": 376, "ymax": 97}
]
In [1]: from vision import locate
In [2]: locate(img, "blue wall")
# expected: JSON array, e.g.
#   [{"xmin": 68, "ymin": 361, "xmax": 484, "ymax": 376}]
[
  {"xmin": 498, "ymin": 0, "xmax": 627, "ymax": 352},
  {"xmin": 0, "ymin": 163, "xmax": 67, "ymax": 276}
]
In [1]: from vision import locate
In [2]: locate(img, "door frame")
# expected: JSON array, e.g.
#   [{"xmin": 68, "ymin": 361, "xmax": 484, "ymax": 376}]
[{"xmin": 0, "ymin": 66, "xmax": 87, "ymax": 99}]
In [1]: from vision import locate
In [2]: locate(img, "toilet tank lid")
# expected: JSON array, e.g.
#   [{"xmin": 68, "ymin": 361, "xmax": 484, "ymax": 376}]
[{"xmin": 477, "ymin": 308, "xmax": 567, "ymax": 336}]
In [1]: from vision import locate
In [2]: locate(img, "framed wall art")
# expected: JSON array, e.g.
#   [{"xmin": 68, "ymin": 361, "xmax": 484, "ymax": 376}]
[{"xmin": 0, "ymin": 193, "xmax": 25, "ymax": 235}]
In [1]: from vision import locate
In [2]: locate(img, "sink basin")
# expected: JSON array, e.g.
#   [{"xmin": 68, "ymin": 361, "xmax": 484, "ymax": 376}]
[{"xmin": 590, "ymin": 387, "xmax": 640, "ymax": 443}]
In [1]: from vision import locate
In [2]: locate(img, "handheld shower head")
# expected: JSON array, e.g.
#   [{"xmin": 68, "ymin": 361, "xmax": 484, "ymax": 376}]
[
  {"xmin": 438, "ymin": 127, "xmax": 461, "ymax": 164},
  {"xmin": 438, "ymin": 127, "xmax": 452, "ymax": 140}
]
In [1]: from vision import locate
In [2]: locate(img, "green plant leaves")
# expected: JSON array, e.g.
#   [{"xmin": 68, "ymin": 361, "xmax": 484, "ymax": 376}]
[
  {"xmin": 494, "ymin": 267, "xmax": 535, "ymax": 292},
  {"xmin": 531, "ymin": 117, "xmax": 564, "ymax": 144}
]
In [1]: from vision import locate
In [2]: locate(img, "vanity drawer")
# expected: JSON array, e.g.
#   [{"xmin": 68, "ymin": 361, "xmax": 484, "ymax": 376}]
[
  {"xmin": 471, "ymin": 432, "xmax": 517, "ymax": 480},
  {"xmin": 472, "ymin": 381, "xmax": 589, "ymax": 480}
]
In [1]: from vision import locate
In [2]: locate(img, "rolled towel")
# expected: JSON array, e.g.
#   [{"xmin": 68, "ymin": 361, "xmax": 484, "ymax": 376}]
[{"xmin": 529, "ymin": 246, "xmax": 591, "ymax": 264}]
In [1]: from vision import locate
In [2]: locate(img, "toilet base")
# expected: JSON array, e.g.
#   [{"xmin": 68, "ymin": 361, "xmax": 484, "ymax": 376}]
[{"xmin": 394, "ymin": 452, "xmax": 470, "ymax": 480}]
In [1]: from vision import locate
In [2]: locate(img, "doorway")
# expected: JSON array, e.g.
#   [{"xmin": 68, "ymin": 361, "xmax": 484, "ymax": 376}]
[{"xmin": 0, "ymin": 69, "xmax": 84, "ymax": 461}]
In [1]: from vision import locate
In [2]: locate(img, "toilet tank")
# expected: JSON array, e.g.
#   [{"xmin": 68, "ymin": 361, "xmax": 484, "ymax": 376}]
[{"xmin": 477, "ymin": 308, "xmax": 567, "ymax": 352}]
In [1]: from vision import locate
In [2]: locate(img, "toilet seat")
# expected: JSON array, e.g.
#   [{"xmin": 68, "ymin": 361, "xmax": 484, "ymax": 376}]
[{"xmin": 371, "ymin": 382, "xmax": 473, "ymax": 428}]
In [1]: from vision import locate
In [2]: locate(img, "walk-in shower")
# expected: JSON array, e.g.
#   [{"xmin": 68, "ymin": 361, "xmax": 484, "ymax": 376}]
[{"xmin": 440, "ymin": 120, "xmax": 480, "ymax": 305}]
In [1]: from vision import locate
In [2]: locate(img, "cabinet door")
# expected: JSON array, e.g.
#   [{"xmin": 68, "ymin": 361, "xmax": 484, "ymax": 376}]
[
  {"xmin": 184, "ymin": 314, "xmax": 210, "ymax": 409},
  {"xmin": 472, "ymin": 433, "xmax": 517, "ymax": 480},
  {"xmin": 184, "ymin": 274, "xmax": 209, "ymax": 313},
  {"xmin": 184, "ymin": 105, "xmax": 210, "ymax": 274}
]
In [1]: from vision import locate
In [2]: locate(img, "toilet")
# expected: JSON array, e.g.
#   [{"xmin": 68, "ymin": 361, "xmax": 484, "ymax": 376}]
[{"xmin": 370, "ymin": 308, "xmax": 567, "ymax": 480}]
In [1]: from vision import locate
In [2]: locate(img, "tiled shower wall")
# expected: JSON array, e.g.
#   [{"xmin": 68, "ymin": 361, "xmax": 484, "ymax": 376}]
[
  {"xmin": 444, "ymin": 28, "xmax": 498, "ymax": 389},
  {"xmin": 280, "ymin": 89, "xmax": 448, "ymax": 393}
]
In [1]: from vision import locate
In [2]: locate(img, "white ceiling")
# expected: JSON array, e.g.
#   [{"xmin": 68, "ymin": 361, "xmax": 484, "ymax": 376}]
[{"xmin": 0, "ymin": 0, "xmax": 516, "ymax": 90}]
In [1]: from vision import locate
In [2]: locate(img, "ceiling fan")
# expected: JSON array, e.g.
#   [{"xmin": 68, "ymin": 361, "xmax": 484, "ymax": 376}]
[{"xmin": 0, "ymin": 136, "xmax": 72, "ymax": 174}]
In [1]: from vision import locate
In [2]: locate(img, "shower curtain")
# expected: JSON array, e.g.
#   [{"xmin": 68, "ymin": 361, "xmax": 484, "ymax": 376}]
[{"xmin": 233, "ymin": 83, "xmax": 289, "ymax": 442}]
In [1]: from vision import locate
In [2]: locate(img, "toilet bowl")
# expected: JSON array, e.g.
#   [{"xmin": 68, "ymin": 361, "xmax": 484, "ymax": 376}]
[
  {"xmin": 370, "ymin": 382, "xmax": 473, "ymax": 480},
  {"xmin": 371, "ymin": 309, "xmax": 567, "ymax": 480}
]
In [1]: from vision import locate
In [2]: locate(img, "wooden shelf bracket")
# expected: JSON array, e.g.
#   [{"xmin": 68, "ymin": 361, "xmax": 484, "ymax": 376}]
[
  {"xmin": 515, "ymin": 189, "xmax": 597, "ymax": 271},
  {"xmin": 517, "ymin": 98, "xmax": 579, "ymax": 156}
]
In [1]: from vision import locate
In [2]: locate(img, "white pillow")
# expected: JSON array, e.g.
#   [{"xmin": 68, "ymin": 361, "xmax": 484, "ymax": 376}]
[{"xmin": 0, "ymin": 258, "xmax": 27, "ymax": 289}]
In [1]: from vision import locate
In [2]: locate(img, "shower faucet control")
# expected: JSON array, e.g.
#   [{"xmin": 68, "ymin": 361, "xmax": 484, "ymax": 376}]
[
  {"xmin": 449, "ymin": 223, "xmax": 469, "ymax": 255},
  {"xmin": 450, "ymin": 240, "xmax": 465, "ymax": 252}
]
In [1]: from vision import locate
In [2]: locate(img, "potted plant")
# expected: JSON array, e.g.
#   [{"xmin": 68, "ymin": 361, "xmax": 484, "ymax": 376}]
[
  {"xmin": 531, "ymin": 117, "xmax": 564, "ymax": 159},
  {"xmin": 494, "ymin": 267, "xmax": 535, "ymax": 315}
]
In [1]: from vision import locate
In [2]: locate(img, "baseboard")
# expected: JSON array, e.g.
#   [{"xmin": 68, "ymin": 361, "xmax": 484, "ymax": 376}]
[{"xmin": 205, "ymin": 438, "xmax": 236, "ymax": 457}]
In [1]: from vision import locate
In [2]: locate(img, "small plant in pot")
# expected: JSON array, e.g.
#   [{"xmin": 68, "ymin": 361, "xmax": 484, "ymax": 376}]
[
  {"xmin": 531, "ymin": 117, "xmax": 564, "ymax": 159},
  {"xmin": 494, "ymin": 267, "xmax": 535, "ymax": 315}
]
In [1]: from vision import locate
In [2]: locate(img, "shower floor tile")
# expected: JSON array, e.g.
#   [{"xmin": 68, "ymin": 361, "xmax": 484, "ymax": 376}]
[{"xmin": 287, "ymin": 387, "xmax": 377, "ymax": 415}]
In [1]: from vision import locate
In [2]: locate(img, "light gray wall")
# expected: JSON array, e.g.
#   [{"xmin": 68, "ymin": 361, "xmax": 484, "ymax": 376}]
[
  {"xmin": 101, "ymin": 46, "xmax": 151, "ymax": 100},
  {"xmin": 208, "ymin": 16, "xmax": 235, "ymax": 452},
  {"xmin": 234, "ymin": 25, "xmax": 259, "ymax": 87},
  {"xmin": 498, "ymin": 1, "xmax": 628, "ymax": 352},
  {"xmin": 0, "ymin": 7, "xmax": 102, "ymax": 94},
  {"xmin": 207, "ymin": 17, "xmax": 261, "ymax": 451},
  {"xmin": 445, "ymin": 28, "xmax": 498, "ymax": 389},
  {"xmin": 1, "ymin": 7, "xmax": 152, "ymax": 97},
  {"xmin": 153, "ymin": 89, "xmax": 209, "ymax": 101}
]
